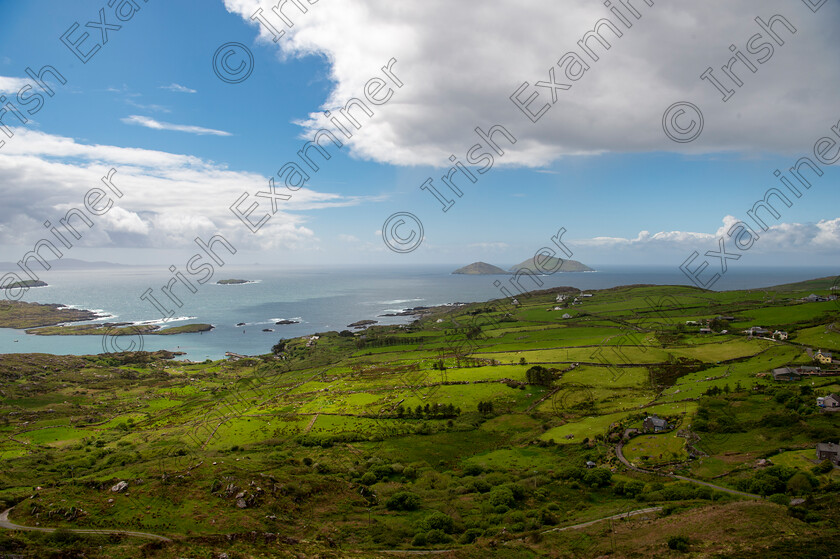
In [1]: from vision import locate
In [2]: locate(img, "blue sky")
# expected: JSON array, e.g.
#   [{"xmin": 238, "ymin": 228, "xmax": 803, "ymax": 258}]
[{"xmin": 1, "ymin": 0, "xmax": 839, "ymax": 271}]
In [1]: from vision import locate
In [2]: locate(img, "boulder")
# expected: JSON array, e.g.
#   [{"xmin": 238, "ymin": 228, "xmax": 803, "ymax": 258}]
[{"xmin": 110, "ymin": 481, "xmax": 129, "ymax": 493}]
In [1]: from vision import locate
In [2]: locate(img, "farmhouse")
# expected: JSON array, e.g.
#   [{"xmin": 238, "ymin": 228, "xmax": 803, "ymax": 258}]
[
  {"xmin": 815, "ymin": 350, "xmax": 833, "ymax": 365},
  {"xmin": 816, "ymin": 442, "xmax": 840, "ymax": 465},
  {"xmin": 643, "ymin": 415, "xmax": 670, "ymax": 432},
  {"xmin": 803, "ymin": 294, "xmax": 828, "ymax": 303},
  {"xmin": 699, "ymin": 328, "xmax": 712, "ymax": 334},
  {"xmin": 717, "ymin": 315, "xmax": 735, "ymax": 321},
  {"xmin": 773, "ymin": 330, "xmax": 788, "ymax": 340},
  {"xmin": 745, "ymin": 326, "xmax": 770, "ymax": 336},
  {"xmin": 817, "ymin": 394, "xmax": 840, "ymax": 410}
]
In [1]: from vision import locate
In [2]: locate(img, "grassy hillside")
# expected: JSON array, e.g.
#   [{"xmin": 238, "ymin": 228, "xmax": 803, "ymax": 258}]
[{"xmin": 0, "ymin": 281, "xmax": 838, "ymax": 557}]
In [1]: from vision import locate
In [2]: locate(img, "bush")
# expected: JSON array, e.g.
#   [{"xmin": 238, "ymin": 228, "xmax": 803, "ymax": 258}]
[
  {"xmin": 488, "ymin": 487, "xmax": 515, "ymax": 508},
  {"xmin": 812, "ymin": 459, "xmax": 834, "ymax": 475},
  {"xmin": 667, "ymin": 535, "xmax": 690, "ymax": 552},
  {"xmin": 460, "ymin": 528, "xmax": 483, "ymax": 544},
  {"xmin": 412, "ymin": 532, "xmax": 427, "ymax": 546},
  {"xmin": 360, "ymin": 472, "xmax": 377, "ymax": 486},
  {"xmin": 417, "ymin": 511, "xmax": 455, "ymax": 533},
  {"xmin": 768, "ymin": 493, "xmax": 790, "ymax": 506},
  {"xmin": 386, "ymin": 491, "xmax": 422, "ymax": 511},
  {"xmin": 424, "ymin": 529, "xmax": 453, "ymax": 544},
  {"xmin": 462, "ymin": 464, "xmax": 484, "ymax": 476},
  {"xmin": 582, "ymin": 468, "xmax": 612, "ymax": 488},
  {"xmin": 469, "ymin": 479, "xmax": 491, "ymax": 493}
]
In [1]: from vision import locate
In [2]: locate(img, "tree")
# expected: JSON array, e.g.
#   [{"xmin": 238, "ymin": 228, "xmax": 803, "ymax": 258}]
[{"xmin": 271, "ymin": 339, "xmax": 287, "ymax": 354}]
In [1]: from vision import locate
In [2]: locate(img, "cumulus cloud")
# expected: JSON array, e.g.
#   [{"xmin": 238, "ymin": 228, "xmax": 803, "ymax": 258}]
[
  {"xmin": 121, "ymin": 115, "xmax": 232, "ymax": 136},
  {"xmin": 0, "ymin": 129, "xmax": 370, "ymax": 251},
  {"xmin": 576, "ymin": 216, "xmax": 840, "ymax": 253},
  {"xmin": 224, "ymin": 0, "xmax": 840, "ymax": 167}
]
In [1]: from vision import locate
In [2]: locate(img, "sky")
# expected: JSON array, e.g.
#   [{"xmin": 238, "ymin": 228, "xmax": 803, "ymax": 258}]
[{"xmin": 0, "ymin": 0, "xmax": 839, "ymax": 274}]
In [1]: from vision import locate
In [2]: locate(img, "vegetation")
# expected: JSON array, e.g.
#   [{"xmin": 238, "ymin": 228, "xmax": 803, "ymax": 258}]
[{"xmin": 0, "ymin": 277, "xmax": 838, "ymax": 557}]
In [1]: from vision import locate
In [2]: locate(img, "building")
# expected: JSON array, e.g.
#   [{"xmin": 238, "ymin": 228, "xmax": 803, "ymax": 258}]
[
  {"xmin": 745, "ymin": 326, "xmax": 770, "ymax": 336},
  {"xmin": 818, "ymin": 394, "xmax": 840, "ymax": 410},
  {"xmin": 643, "ymin": 415, "xmax": 670, "ymax": 432},
  {"xmin": 562, "ymin": 313, "xmax": 572, "ymax": 319},
  {"xmin": 803, "ymin": 294, "xmax": 828, "ymax": 303},
  {"xmin": 717, "ymin": 315, "xmax": 735, "ymax": 321},
  {"xmin": 772, "ymin": 367, "xmax": 801, "ymax": 381},
  {"xmin": 773, "ymin": 330, "xmax": 788, "ymax": 340},
  {"xmin": 815, "ymin": 350, "xmax": 833, "ymax": 365},
  {"xmin": 816, "ymin": 442, "xmax": 840, "ymax": 465},
  {"xmin": 699, "ymin": 328, "xmax": 712, "ymax": 334}
]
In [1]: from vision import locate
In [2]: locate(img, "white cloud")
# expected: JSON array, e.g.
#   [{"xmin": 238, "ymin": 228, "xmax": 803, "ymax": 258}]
[
  {"xmin": 160, "ymin": 83, "xmax": 197, "ymax": 94},
  {"xmin": 0, "ymin": 75, "xmax": 29, "ymax": 94},
  {"xmin": 576, "ymin": 216, "xmax": 840, "ymax": 253},
  {"xmin": 224, "ymin": 0, "xmax": 840, "ymax": 167},
  {"xmin": 0, "ymin": 129, "xmax": 370, "ymax": 251},
  {"xmin": 121, "ymin": 115, "xmax": 232, "ymax": 136}
]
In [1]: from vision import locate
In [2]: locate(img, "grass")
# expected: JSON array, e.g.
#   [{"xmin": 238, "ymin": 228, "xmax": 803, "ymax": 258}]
[{"xmin": 1, "ymin": 280, "xmax": 839, "ymax": 557}]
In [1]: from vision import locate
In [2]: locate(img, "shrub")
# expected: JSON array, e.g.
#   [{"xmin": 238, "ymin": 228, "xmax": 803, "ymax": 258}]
[
  {"xmin": 386, "ymin": 491, "xmax": 422, "ymax": 511},
  {"xmin": 460, "ymin": 528, "xmax": 483, "ymax": 544},
  {"xmin": 582, "ymin": 468, "xmax": 612, "ymax": 488},
  {"xmin": 812, "ymin": 459, "xmax": 834, "ymax": 475},
  {"xmin": 424, "ymin": 529, "xmax": 453, "ymax": 544},
  {"xmin": 463, "ymin": 464, "xmax": 484, "ymax": 476},
  {"xmin": 412, "ymin": 532, "xmax": 427, "ymax": 546},
  {"xmin": 667, "ymin": 535, "xmax": 690, "ymax": 552},
  {"xmin": 768, "ymin": 493, "xmax": 790, "ymax": 506},
  {"xmin": 418, "ymin": 511, "xmax": 455, "ymax": 533},
  {"xmin": 360, "ymin": 472, "xmax": 377, "ymax": 486},
  {"xmin": 488, "ymin": 487, "xmax": 515, "ymax": 508},
  {"xmin": 469, "ymin": 479, "xmax": 491, "ymax": 493}
]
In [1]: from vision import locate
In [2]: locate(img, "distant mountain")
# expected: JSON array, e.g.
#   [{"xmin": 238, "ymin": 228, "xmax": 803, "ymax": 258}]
[
  {"xmin": 510, "ymin": 256, "xmax": 593, "ymax": 273},
  {"xmin": 452, "ymin": 262, "xmax": 511, "ymax": 275}
]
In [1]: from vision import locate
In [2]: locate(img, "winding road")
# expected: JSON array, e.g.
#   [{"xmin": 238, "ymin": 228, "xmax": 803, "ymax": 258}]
[
  {"xmin": 615, "ymin": 440, "xmax": 762, "ymax": 499},
  {"xmin": 0, "ymin": 507, "xmax": 172, "ymax": 542}
]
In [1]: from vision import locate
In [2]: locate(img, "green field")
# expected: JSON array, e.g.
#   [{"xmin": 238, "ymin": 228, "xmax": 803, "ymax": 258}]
[{"xmin": 0, "ymin": 278, "xmax": 838, "ymax": 558}]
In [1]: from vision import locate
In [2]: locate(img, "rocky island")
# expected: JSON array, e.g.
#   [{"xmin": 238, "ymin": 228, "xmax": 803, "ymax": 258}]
[
  {"xmin": 452, "ymin": 262, "xmax": 510, "ymax": 275},
  {"xmin": 217, "ymin": 279, "xmax": 254, "ymax": 285},
  {"xmin": 0, "ymin": 301, "xmax": 100, "ymax": 329}
]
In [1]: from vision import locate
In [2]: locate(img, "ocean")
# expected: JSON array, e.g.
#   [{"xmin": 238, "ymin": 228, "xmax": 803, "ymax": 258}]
[{"xmin": 1, "ymin": 265, "xmax": 836, "ymax": 361}]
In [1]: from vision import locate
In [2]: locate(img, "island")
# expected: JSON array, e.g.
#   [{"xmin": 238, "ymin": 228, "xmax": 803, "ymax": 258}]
[
  {"xmin": 24, "ymin": 322, "xmax": 214, "ymax": 336},
  {"xmin": 217, "ymin": 279, "xmax": 254, "ymax": 285},
  {"xmin": 0, "ymin": 301, "xmax": 99, "ymax": 329},
  {"xmin": 5, "ymin": 279, "xmax": 48, "ymax": 289},
  {"xmin": 452, "ymin": 262, "xmax": 510, "ymax": 275},
  {"xmin": 275, "ymin": 319, "xmax": 300, "ymax": 325},
  {"xmin": 510, "ymin": 256, "xmax": 593, "ymax": 273}
]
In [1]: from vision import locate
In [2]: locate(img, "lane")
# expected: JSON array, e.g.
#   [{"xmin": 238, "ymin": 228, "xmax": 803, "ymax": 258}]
[{"xmin": 0, "ymin": 507, "xmax": 172, "ymax": 542}]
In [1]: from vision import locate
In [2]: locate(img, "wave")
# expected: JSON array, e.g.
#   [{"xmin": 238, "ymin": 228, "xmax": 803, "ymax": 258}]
[
  {"xmin": 132, "ymin": 316, "xmax": 198, "ymax": 326},
  {"xmin": 377, "ymin": 298, "xmax": 425, "ymax": 305}
]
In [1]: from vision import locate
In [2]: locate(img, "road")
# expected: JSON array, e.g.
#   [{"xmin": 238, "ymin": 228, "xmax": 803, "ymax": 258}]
[
  {"xmin": 615, "ymin": 441, "xmax": 762, "ymax": 499},
  {"xmin": 0, "ymin": 507, "xmax": 172, "ymax": 542},
  {"xmin": 542, "ymin": 506, "xmax": 663, "ymax": 533}
]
